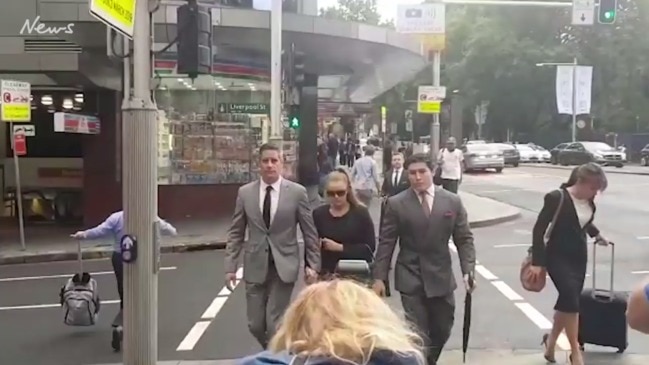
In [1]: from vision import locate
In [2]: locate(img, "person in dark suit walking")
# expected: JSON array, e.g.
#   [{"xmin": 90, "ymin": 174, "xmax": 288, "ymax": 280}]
[
  {"xmin": 372, "ymin": 153, "xmax": 476, "ymax": 365},
  {"xmin": 381, "ymin": 152, "xmax": 410, "ymax": 197}
]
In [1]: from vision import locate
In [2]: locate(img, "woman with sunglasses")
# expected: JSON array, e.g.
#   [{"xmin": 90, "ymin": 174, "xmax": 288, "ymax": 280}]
[{"xmin": 312, "ymin": 168, "xmax": 376, "ymax": 277}]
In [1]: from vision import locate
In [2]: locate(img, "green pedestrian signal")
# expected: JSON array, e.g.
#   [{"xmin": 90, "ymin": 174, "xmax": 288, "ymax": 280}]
[
  {"xmin": 288, "ymin": 105, "xmax": 300, "ymax": 129},
  {"xmin": 598, "ymin": 0, "xmax": 617, "ymax": 24}
]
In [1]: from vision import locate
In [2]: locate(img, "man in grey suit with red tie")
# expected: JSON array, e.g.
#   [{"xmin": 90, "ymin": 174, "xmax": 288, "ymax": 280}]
[
  {"xmin": 372, "ymin": 153, "xmax": 476, "ymax": 365},
  {"xmin": 224, "ymin": 143, "xmax": 321, "ymax": 348}
]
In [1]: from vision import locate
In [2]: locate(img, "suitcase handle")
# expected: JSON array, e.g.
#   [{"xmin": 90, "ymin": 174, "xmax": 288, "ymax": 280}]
[{"xmin": 591, "ymin": 241, "xmax": 614, "ymax": 297}]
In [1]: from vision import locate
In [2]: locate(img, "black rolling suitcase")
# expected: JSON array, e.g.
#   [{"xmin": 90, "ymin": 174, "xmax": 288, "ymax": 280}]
[{"xmin": 578, "ymin": 242, "xmax": 628, "ymax": 353}]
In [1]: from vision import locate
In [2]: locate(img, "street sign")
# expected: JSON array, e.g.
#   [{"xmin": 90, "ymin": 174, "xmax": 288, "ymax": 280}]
[
  {"xmin": 89, "ymin": 0, "xmax": 136, "ymax": 39},
  {"xmin": 13, "ymin": 132, "xmax": 26, "ymax": 156},
  {"xmin": 572, "ymin": 0, "xmax": 595, "ymax": 25},
  {"xmin": 418, "ymin": 86, "xmax": 446, "ymax": 114},
  {"xmin": 1, "ymin": 80, "xmax": 31, "ymax": 122},
  {"xmin": 217, "ymin": 103, "xmax": 269, "ymax": 114},
  {"xmin": 13, "ymin": 124, "xmax": 35, "ymax": 136},
  {"xmin": 418, "ymin": 34, "xmax": 446, "ymax": 52},
  {"xmin": 54, "ymin": 112, "xmax": 101, "ymax": 134},
  {"xmin": 396, "ymin": 3, "xmax": 445, "ymax": 34}
]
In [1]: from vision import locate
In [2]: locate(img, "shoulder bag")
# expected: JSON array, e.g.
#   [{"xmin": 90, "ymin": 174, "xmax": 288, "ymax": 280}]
[{"xmin": 520, "ymin": 189, "xmax": 564, "ymax": 292}]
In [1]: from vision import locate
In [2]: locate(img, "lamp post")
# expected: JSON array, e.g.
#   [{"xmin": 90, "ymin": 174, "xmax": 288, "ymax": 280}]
[{"xmin": 536, "ymin": 57, "xmax": 578, "ymax": 142}]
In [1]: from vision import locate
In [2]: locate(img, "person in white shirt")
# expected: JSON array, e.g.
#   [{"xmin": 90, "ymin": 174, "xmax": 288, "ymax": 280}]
[{"xmin": 437, "ymin": 137, "xmax": 463, "ymax": 194}]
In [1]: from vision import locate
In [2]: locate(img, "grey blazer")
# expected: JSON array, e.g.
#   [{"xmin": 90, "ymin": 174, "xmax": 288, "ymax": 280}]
[
  {"xmin": 373, "ymin": 187, "xmax": 476, "ymax": 297},
  {"xmin": 224, "ymin": 179, "xmax": 321, "ymax": 284}
]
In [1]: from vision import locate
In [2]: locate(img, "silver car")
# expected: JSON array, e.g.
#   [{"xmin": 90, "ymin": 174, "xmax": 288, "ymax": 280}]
[{"xmin": 462, "ymin": 144, "xmax": 505, "ymax": 173}]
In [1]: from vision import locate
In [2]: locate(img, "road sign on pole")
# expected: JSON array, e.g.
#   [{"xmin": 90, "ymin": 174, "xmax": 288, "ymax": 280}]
[
  {"xmin": 572, "ymin": 0, "xmax": 595, "ymax": 25},
  {"xmin": 1, "ymin": 80, "xmax": 31, "ymax": 122},
  {"xmin": 417, "ymin": 86, "xmax": 446, "ymax": 114},
  {"xmin": 89, "ymin": 0, "xmax": 136, "ymax": 39},
  {"xmin": 13, "ymin": 132, "xmax": 26, "ymax": 156},
  {"xmin": 396, "ymin": 3, "xmax": 446, "ymax": 34}
]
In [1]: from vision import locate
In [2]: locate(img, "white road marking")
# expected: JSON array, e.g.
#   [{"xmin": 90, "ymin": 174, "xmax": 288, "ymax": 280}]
[
  {"xmin": 492, "ymin": 281, "xmax": 524, "ymax": 301},
  {"xmin": 0, "ymin": 299, "xmax": 120, "ymax": 311},
  {"xmin": 176, "ymin": 321, "xmax": 212, "ymax": 351},
  {"xmin": 0, "ymin": 266, "xmax": 177, "ymax": 282},
  {"xmin": 494, "ymin": 244, "xmax": 529, "ymax": 248},
  {"xmin": 514, "ymin": 229, "xmax": 532, "ymax": 235},
  {"xmin": 456, "ymin": 238, "xmax": 571, "ymax": 351},
  {"xmin": 176, "ymin": 267, "xmax": 244, "ymax": 351},
  {"xmin": 637, "ymin": 236, "xmax": 649, "ymax": 240},
  {"xmin": 631, "ymin": 271, "xmax": 649, "ymax": 274}
]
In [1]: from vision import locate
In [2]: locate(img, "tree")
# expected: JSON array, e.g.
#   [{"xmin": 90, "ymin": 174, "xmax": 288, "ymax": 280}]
[{"xmin": 320, "ymin": 0, "xmax": 394, "ymax": 28}]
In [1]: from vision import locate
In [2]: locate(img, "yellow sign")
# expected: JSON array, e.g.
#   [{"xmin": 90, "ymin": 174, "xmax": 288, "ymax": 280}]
[
  {"xmin": 89, "ymin": 0, "xmax": 136, "ymax": 39},
  {"xmin": 418, "ymin": 34, "xmax": 446, "ymax": 52},
  {"xmin": 418, "ymin": 100, "xmax": 441, "ymax": 114},
  {"xmin": 1, "ymin": 80, "xmax": 31, "ymax": 122}
]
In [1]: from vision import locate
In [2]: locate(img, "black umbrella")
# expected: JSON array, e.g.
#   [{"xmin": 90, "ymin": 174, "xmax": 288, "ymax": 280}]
[{"xmin": 462, "ymin": 274, "xmax": 475, "ymax": 363}]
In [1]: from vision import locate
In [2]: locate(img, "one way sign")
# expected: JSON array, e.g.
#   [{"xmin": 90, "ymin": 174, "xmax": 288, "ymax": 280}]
[{"xmin": 572, "ymin": 0, "xmax": 595, "ymax": 25}]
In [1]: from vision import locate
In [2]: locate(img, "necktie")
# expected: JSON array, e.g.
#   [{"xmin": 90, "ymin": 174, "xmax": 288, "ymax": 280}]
[
  {"xmin": 263, "ymin": 185, "xmax": 272, "ymax": 229},
  {"xmin": 420, "ymin": 191, "xmax": 431, "ymax": 217},
  {"xmin": 393, "ymin": 170, "xmax": 399, "ymax": 186}
]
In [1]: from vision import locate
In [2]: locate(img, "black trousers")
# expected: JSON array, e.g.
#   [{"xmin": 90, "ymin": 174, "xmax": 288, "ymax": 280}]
[
  {"xmin": 441, "ymin": 179, "xmax": 459, "ymax": 194},
  {"xmin": 111, "ymin": 252, "xmax": 124, "ymax": 309},
  {"xmin": 401, "ymin": 292, "xmax": 455, "ymax": 365}
]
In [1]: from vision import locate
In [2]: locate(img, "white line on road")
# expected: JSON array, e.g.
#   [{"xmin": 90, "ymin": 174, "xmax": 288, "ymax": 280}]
[
  {"xmin": 514, "ymin": 229, "xmax": 532, "ymax": 235},
  {"xmin": 450, "ymin": 240, "xmax": 571, "ymax": 351},
  {"xmin": 0, "ymin": 299, "xmax": 120, "ymax": 311},
  {"xmin": 176, "ymin": 267, "xmax": 244, "ymax": 351},
  {"xmin": 176, "ymin": 321, "xmax": 212, "ymax": 351},
  {"xmin": 493, "ymin": 244, "xmax": 529, "ymax": 248},
  {"xmin": 631, "ymin": 271, "xmax": 649, "ymax": 274},
  {"xmin": 637, "ymin": 236, "xmax": 649, "ymax": 240},
  {"xmin": 0, "ymin": 266, "xmax": 177, "ymax": 282}
]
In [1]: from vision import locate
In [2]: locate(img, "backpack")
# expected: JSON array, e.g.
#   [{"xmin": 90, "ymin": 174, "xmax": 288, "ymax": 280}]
[{"xmin": 60, "ymin": 272, "xmax": 101, "ymax": 326}]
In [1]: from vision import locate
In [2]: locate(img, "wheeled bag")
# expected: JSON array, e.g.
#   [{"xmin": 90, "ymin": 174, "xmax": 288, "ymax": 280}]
[
  {"xmin": 59, "ymin": 240, "xmax": 101, "ymax": 326},
  {"xmin": 578, "ymin": 242, "xmax": 628, "ymax": 353}
]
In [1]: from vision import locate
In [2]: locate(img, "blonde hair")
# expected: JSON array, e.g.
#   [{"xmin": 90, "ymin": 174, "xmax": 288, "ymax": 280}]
[
  {"xmin": 269, "ymin": 280, "xmax": 425, "ymax": 365},
  {"xmin": 326, "ymin": 168, "xmax": 364, "ymax": 208}
]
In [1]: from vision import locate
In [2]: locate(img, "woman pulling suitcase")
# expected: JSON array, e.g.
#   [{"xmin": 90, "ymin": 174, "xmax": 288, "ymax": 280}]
[{"xmin": 527, "ymin": 163, "xmax": 609, "ymax": 365}]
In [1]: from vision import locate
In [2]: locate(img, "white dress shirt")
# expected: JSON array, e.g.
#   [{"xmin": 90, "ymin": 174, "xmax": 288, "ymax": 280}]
[
  {"xmin": 260, "ymin": 177, "xmax": 282, "ymax": 224},
  {"xmin": 393, "ymin": 168, "xmax": 402, "ymax": 186},
  {"xmin": 418, "ymin": 184, "xmax": 436, "ymax": 212}
]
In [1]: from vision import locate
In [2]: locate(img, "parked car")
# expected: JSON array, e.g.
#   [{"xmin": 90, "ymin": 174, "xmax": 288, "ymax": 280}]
[
  {"xmin": 462, "ymin": 143, "xmax": 505, "ymax": 173},
  {"xmin": 550, "ymin": 143, "xmax": 569, "ymax": 164},
  {"xmin": 640, "ymin": 144, "xmax": 649, "ymax": 166},
  {"xmin": 531, "ymin": 145, "xmax": 552, "ymax": 162},
  {"xmin": 491, "ymin": 143, "xmax": 520, "ymax": 167},
  {"xmin": 557, "ymin": 141, "xmax": 624, "ymax": 167},
  {"xmin": 515, "ymin": 144, "xmax": 544, "ymax": 163}
]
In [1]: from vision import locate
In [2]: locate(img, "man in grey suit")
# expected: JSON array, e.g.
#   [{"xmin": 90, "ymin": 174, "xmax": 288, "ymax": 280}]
[
  {"xmin": 224, "ymin": 143, "xmax": 320, "ymax": 348},
  {"xmin": 372, "ymin": 153, "xmax": 476, "ymax": 365}
]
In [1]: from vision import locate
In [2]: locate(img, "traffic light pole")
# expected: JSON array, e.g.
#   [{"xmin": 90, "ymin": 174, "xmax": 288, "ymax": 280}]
[
  {"xmin": 122, "ymin": 0, "xmax": 159, "ymax": 363},
  {"xmin": 270, "ymin": 0, "xmax": 283, "ymax": 142},
  {"xmin": 430, "ymin": 51, "xmax": 441, "ymax": 162}
]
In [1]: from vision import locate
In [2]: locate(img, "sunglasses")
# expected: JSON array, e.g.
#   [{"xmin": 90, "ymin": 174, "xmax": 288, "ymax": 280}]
[{"xmin": 326, "ymin": 190, "xmax": 347, "ymax": 197}]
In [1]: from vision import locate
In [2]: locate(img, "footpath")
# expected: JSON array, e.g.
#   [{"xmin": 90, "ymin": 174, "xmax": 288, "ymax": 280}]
[
  {"xmin": 522, "ymin": 162, "xmax": 649, "ymax": 176},
  {"xmin": 93, "ymin": 350, "xmax": 649, "ymax": 365},
  {"xmin": 0, "ymin": 191, "xmax": 520, "ymax": 265}
]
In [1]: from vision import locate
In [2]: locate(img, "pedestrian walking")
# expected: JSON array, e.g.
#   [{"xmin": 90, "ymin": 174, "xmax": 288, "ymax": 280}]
[
  {"xmin": 437, "ymin": 137, "xmax": 463, "ymax": 194},
  {"xmin": 70, "ymin": 210, "xmax": 178, "ymax": 310},
  {"xmin": 224, "ymin": 143, "xmax": 320, "ymax": 349},
  {"xmin": 627, "ymin": 276, "xmax": 649, "ymax": 334},
  {"xmin": 313, "ymin": 168, "xmax": 375, "ymax": 278},
  {"xmin": 381, "ymin": 152, "xmax": 409, "ymax": 197},
  {"xmin": 372, "ymin": 153, "xmax": 476, "ymax": 365},
  {"xmin": 529, "ymin": 163, "xmax": 608, "ymax": 365},
  {"xmin": 350, "ymin": 145, "xmax": 380, "ymax": 208}
]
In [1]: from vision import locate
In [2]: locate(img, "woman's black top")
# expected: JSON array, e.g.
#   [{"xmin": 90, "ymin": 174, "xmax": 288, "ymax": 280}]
[
  {"xmin": 312, "ymin": 204, "xmax": 376, "ymax": 274},
  {"xmin": 531, "ymin": 188, "xmax": 599, "ymax": 267}
]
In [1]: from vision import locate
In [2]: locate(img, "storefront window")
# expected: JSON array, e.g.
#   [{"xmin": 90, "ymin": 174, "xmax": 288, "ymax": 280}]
[{"xmin": 155, "ymin": 75, "xmax": 270, "ymax": 185}]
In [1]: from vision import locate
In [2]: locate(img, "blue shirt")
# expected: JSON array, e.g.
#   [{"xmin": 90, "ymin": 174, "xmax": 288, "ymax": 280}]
[
  {"xmin": 351, "ymin": 155, "xmax": 380, "ymax": 191},
  {"xmin": 81, "ymin": 211, "xmax": 177, "ymax": 253}
]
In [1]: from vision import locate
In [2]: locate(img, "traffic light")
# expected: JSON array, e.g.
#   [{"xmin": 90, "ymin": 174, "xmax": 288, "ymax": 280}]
[
  {"xmin": 292, "ymin": 45, "xmax": 305, "ymax": 86},
  {"xmin": 288, "ymin": 105, "xmax": 300, "ymax": 129},
  {"xmin": 598, "ymin": 0, "xmax": 617, "ymax": 24},
  {"xmin": 177, "ymin": 1, "xmax": 213, "ymax": 79}
]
